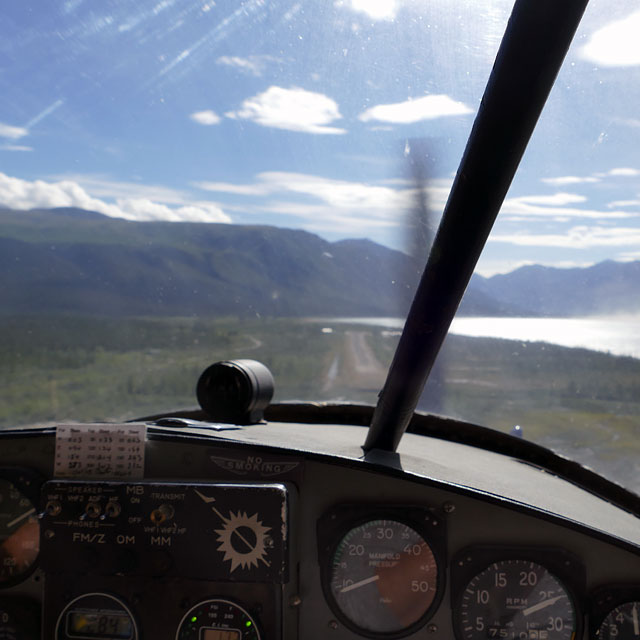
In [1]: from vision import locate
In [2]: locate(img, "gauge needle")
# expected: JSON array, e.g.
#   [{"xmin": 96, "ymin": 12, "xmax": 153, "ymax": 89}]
[
  {"xmin": 632, "ymin": 603, "xmax": 639, "ymax": 636},
  {"xmin": 340, "ymin": 575, "xmax": 380, "ymax": 593},
  {"xmin": 522, "ymin": 596, "xmax": 564, "ymax": 616},
  {"xmin": 7, "ymin": 507, "xmax": 36, "ymax": 528}
]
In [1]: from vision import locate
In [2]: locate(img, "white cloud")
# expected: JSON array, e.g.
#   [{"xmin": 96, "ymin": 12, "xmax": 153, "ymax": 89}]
[
  {"xmin": 194, "ymin": 181, "xmax": 270, "ymax": 196},
  {"xmin": 194, "ymin": 171, "xmax": 451, "ymax": 235},
  {"xmin": 197, "ymin": 171, "xmax": 408, "ymax": 213},
  {"xmin": 194, "ymin": 170, "xmax": 440, "ymax": 234},
  {"xmin": 336, "ymin": 0, "xmax": 399, "ymax": 21},
  {"xmin": 618, "ymin": 250, "xmax": 640, "ymax": 261},
  {"xmin": 542, "ymin": 168, "xmax": 640, "ymax": 188},
  {"xmin": 0, "ymin": 144, "xmax": 33, "ymax": 152},
  {"xmin": 0, "ymin": 123, "xmax": 28, "ymax": 139},
  {"xmin": 580, "ymin": 9, "xmax": 640, "ymax": 67},
  {"xmin": 541, "ymin": 175, "xmax": 600, "ymax": 186},
  {"xmin": 501, "ymin": 193, "xmax": 632, "ymax": 220},
  {"xmin": 48, "ymin": 174, "xmax": 191, "ymax": 204},
  {"xmin": 515, "ymin": 193, "xmax": 587, "ymax": 206},
  {"xmin": 115, "ymin": 197, "xmax": 229, "ymax": 222},
  {"xmin": 194, "ymin": 170, "xmax": 455, "ymax": 237},
  {"xmin": 608, "ymin": 200, "xmax": 640, "ymax": 208},
  {"xmin": 0, "ymin": 172, "xmax": 230, "ymax": 223},
  {"xmin": 358, "ymin": 94, "xmax": 473, "ymax": 124},
  {"xmin": 490, "ymin": 225, "xmax": 640, "ymax": 248},
  {"xmin": 216, "ymin": 55, "xmax": 281, "ymax": 77},
  {"xmin": 608, "ymin": 167, "xmax": 640, "ymax": 177},
  {"xmin": 190, "ymin": 110, "xmax": 221, "ymax": 125},
  {"xmin": 226, "ymin": 86, "xmax": 346, "ymax": 134}
]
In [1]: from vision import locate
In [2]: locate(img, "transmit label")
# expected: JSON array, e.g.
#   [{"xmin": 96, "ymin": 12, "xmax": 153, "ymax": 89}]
[{"xmin": 54, "ymin": 424, "xmax": 146, "ymax": 479}]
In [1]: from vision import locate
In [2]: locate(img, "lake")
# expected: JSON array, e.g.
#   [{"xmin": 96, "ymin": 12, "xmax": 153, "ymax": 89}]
[{"xmin": 325, "ymin": 315, "xmax": 640, "ymax": 359}]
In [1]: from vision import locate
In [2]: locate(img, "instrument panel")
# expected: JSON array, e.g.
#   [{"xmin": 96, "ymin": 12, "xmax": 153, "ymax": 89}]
[{"xmin": 0, "ymin": 424, "xmax": 639, "ymax": 640}]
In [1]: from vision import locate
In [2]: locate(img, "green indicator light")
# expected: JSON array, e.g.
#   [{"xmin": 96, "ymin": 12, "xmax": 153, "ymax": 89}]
[
  {"xmin": 245, "ymin": 621, "xmax": 252, "ymax": 628},
  {"xmin": 191, "ymin": 616, "xmax": 197, "ymax": 623}
]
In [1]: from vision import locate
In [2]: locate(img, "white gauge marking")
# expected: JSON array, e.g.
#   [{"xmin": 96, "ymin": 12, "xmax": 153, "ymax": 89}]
[
  {"xmin": 340, "ymin": 574, "xmax": 380, "ymax": 593},
  {"xmin": 7, "ymin": 507, "xmax": 35, "ymax": 528},
  {"xmin": 194, "ymin": 489, "xmax": 217, "ymax": 504},
  {"xmin": 195, "ymin": 490, "xmax": 271, "ymax": 572},
  {"xmin": 215, "ymin": 511, "xmax": 271, "ymax": 572},
  {"xmin": 522, "ymin": 595, "xmax": 564, "ymax": 616}
]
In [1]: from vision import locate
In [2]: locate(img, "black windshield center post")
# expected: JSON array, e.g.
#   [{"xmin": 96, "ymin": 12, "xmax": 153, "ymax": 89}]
[{"xmin": 364, "ymin": 0, "xmax": 590, "ymax": 454}]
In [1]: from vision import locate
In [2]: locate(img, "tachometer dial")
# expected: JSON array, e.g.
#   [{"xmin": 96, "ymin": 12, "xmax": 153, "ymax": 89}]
[
  {"xmin": 176, "ymin": 599, "xmax": 260, "ymax": 640},
  {"xmin": 597, "ymin": 601, "xmax": 640, "ymax": 640},
  {"xmin": 328, "ymin": 518, "xmax": 441, "ymax": 637},
  {"xmin": 0, "ymin": 478, "xmax": 40, "ymax": 585},
  {"xmin": 455, "ymin": 560, "xmax": 578, "ymax": 640}
]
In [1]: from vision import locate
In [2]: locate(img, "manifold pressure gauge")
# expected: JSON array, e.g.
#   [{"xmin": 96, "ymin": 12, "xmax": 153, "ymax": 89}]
[
  {"xmin": 327, "ymin": 518, "xmax": 443, "ymax": 637},
  {"xmin": 0, "ymin": 476, "xmax": 40, "ymax": 585}
]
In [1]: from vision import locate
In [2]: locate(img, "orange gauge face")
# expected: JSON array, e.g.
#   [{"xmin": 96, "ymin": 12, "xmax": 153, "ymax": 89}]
[
  {"xmin": 0, "ymin": 479, "xmax": 40, "ymax": 584},
  {"xmin": 329, "ymin": 519, "xmax": 441, "ymax": 636}
]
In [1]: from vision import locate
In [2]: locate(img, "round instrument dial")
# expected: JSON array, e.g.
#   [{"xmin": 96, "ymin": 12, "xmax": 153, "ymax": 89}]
[
  {"xmin": 455, "ymin": 560, "xmax": 578, "ymax": 640},
  {"xmin": 0, "ymin": 597, "xmax": 41, "ymax": 639},
  {"xmin": 597, "ymin": 601, "xmax": 640, "ymax": 640},
  {"xmin": 328, "ymin": 518, "xmax": 441, "ymax": 637},
  {"xmin": 0, "ymin": 478, "xmax": 40, "ymax": 585},
  {"xmin": 176, "ymin": 599, "xmax": 260, "ymax": 640},
  {"xmin": 56, "ymin": 593, "xmax": 137, "ymax": 640}
]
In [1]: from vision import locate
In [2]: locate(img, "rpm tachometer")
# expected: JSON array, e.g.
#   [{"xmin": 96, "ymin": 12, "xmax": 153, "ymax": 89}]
[
  {"xmin": 454, "ymin": 559, "xmax": 579, "ymax": 640},
  {"xmin": 327, "ymin": 518, "xmax": 442, "ymax": 637}
]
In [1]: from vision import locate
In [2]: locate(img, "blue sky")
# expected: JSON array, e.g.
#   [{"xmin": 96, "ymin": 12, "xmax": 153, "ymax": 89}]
[{"xmin": 1, "ymin": 0, "xmax": 639, "ymax": 275}]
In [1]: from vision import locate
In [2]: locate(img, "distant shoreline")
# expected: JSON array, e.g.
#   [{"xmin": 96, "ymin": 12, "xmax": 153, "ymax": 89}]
[{"xmin": 308, "ymin": 315, "xmax": 640, "ymax": 360}]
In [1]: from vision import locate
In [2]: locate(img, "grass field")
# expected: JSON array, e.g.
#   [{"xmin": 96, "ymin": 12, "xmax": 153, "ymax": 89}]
[{"xmin": 1, "ymin": 314, "xmax": 638, "ymax": 492}]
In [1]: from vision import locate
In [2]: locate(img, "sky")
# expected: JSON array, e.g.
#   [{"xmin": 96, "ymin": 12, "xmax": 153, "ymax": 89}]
[{"xmin": 1, "ymin": 0, "xmax": 639, "ymax": 276}]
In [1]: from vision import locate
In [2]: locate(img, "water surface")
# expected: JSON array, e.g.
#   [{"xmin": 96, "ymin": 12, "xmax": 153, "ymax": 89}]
[{"xmin": 325, "ymin": 316, "xmax": 640, "ymax": 359}]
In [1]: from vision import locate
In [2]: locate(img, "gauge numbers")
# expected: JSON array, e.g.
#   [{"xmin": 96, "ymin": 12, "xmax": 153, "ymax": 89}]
[
  {"xmin": 0, "ymin": 478, "xmax": 40, "ymax": 584},
  {"xmin": 56, "ymin": 593, "xmax": 137, "ymax": 640},
  {"xmin": 329, "ymin": 519, "xmax": 440, "ymax": 636},
  {"xmin": 597, "ymin": 601, "xmax": 640, "ymax": 640},
  {"xmin": 456, "ymin": 560, "xmax": 577, "ymax": 640}
]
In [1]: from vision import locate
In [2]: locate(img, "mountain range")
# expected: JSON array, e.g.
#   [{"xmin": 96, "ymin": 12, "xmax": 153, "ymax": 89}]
[
  {"xmin": 473, "ymin": 260, "xmax": 640, "ymax": 316},
  {"xmin": 1, "ymin": 207, "xmax": 638, "ymax": 318}
]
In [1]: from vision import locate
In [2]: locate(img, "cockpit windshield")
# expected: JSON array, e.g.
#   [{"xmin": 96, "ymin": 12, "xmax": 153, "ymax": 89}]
[{"xmin": 1, "ymin": 1, "xmax": 639, "ymax": 494}]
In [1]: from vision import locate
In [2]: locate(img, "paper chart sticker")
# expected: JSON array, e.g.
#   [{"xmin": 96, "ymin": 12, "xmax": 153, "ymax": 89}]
[{"xmin": 54, "ymin": 424, "xmax": 146, "ymax": 479}]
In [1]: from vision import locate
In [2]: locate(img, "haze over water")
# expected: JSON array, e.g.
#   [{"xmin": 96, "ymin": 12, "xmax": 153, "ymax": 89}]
[{"xmin": 330, "ymin": 316, "xmax": 640, "ymax": 360}]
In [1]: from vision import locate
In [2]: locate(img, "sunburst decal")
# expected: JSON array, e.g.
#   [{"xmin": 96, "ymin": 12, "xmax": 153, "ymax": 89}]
[{"xmin": 215, "ymin": 511, "xmax": 271, "ymax": 572}]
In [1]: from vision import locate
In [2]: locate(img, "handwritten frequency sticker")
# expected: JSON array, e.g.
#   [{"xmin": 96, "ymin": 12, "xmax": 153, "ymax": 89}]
[{"xmin": 54, "ymin": 424, "xmax": 146, "ymax": 479}]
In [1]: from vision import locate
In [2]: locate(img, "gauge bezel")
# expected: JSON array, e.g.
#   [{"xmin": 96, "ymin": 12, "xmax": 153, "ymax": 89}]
[
  {"xmin": 55, "ymin": 592, "xmax": 138, "ymax": 640},
  {"xmin": 317, "ymin": 504, "xmax": 447, "ymax": 639},
  {"xmin": 175, "ymin": 597, "xmax": 262, "ymax": 640},
  {"xmin": 0, "ymin": 595, "xmax": 41, "ymax": 637},
  {"xmin": 0, "ymin": 467, "xmax": 44, "ymax": 588},
  {"xmin": 451, "ymin": 546, "xmax": 585, "ymax": 640},
  {"xmin": 589, "ymin": 584, "xmax": 640, "ymax": 639}
]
